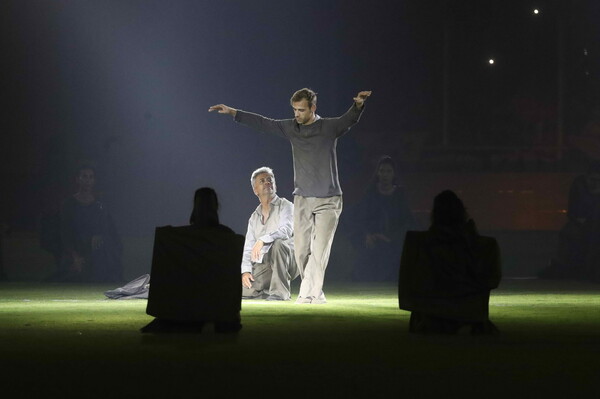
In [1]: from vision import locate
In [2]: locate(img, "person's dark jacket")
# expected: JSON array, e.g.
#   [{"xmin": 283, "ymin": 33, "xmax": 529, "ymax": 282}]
[
  {"xmin": 146, "ymin": 224, "xmax": 244, "ymax": 323},
  {"xmin": 399, "ymin": 220, "xmax": 501, "ymax": 322}
]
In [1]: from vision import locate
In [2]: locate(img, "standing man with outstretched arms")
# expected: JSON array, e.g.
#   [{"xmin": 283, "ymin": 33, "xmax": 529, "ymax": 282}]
[{"xmin": 209, "ymin": 88, "xmax": 371, "ymax": 304}]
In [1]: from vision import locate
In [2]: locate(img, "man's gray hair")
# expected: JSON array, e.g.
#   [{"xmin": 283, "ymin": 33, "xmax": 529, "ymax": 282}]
[{"xmin": 250, "ymin": 166, "xmax": 275, "ymax": 188}]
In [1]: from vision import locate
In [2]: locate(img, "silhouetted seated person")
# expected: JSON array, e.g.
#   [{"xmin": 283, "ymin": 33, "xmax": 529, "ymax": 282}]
[
  {"xmin": 142, "ymin": 188, "xmax": 245, "ymax": 334},
  {"xmin": 399, "ymin": 190, "xmax": 501, "ymax": 334},
  {"xmin": 50, "ymin": 166, "xmax": 122, "ymax": 282},
  {"xmin": 352, "ymin": 156, "xmax": 417, "ymax": 281},
  {"xmin": 541, "ymin": 163, "xmax": 600, "ymax": 282}
]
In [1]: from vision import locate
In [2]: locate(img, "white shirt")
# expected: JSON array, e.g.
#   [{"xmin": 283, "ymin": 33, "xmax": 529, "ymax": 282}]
[{"xmin": 241, "ymin": 195, "xmax": 294, "ymax": 274}]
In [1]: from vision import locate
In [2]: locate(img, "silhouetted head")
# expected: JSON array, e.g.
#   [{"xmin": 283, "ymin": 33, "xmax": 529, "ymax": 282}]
[
  {"xmin": 431, "ymin": 190, "xmax": 468, "ymax": 227},
  {"xmin": 189, "ymin": 187, "xmax": 219, "ymax": 227}
]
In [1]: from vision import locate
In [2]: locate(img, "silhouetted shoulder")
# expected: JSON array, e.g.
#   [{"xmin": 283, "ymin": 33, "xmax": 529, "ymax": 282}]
[{"xmin": 215, "ymin": 224, "xmax": 236, "ymax": 234}]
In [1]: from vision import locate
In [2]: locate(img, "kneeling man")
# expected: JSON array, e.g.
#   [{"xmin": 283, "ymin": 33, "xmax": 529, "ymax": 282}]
[{"xmin": 242, "ymin": 167, "xmax": 298, "ymax": 300}]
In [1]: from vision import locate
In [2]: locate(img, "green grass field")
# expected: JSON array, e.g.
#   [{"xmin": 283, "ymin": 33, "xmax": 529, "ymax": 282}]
[{"xmin": 1, "ymin": 279, "xmax": 599, "ymax": 398}]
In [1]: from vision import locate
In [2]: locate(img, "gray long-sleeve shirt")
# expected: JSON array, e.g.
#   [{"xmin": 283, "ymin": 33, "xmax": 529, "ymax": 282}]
[{"xmin": 235, "ymin": 104, "xmax": 364, "ymax": 197}]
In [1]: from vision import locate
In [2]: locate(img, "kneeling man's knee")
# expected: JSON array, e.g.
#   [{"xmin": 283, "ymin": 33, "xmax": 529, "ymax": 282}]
[{"xmin": 271, "ymin": 239, "xmax": 290, "ymax": 252}]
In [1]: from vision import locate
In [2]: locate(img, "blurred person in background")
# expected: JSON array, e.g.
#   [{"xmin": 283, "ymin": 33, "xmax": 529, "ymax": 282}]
[
  {"xmin": 352, "ymin": 156, "xmax": 416, "ymax": 282},
  {"xmin": 50, "ymin": 165, "xmax": 122, "ymax": 282},
  {"xmin": 541, "ymin": 162, "xmax": 600, "ymax": 282}
]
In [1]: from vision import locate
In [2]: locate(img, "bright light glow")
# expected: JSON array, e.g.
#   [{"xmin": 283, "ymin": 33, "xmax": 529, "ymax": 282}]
[
  {"xmin": 488, "ymin": 59, "xmax": 495, "ymax": 65},
  {"xmin": 533, "ymin": 9, "xmax": 540, "ymax": 15}
]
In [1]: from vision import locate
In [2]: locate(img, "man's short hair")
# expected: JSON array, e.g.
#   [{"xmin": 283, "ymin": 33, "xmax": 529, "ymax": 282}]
[
  {"xmin": 75, "ymin": 163, "xmax": 97, "ymax": 177},
  {"xmin": 290, "ymin": 88, "xmax": 317, "ymax": 109},
  {"xmin": 250, "ymin": 166, "xmax": 275, "ymax": 188}
]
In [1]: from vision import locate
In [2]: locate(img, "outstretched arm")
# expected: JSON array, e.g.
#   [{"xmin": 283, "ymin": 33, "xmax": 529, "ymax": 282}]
[
  {"xmin": 334, "ymin": 90, "xmax": 372, "ymax": 137},
  {"xmin": 208, "ymin": 104, "xmax": 237, "ymax": 117},
  {"xmin": 353, "ymin": 91, "xmax": 372, "ymax": 109}
]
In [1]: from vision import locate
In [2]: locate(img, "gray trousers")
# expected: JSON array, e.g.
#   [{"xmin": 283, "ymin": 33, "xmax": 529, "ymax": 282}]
[
  {"xmin": 242, "ymin": 239, "xmax": 298, "ymax": 300},
  {"xmin": 294, "ymin": 195, "xmax": 343, "ymax": 299}
]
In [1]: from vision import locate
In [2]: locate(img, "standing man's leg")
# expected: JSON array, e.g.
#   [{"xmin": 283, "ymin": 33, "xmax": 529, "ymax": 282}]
[
  {"xmin": 293, "ymin": 195, "xmax": 313, "ymax": 280},
  {"xmin": 295, "ymin": 196, "xmax": 342, "ymax": 303}
]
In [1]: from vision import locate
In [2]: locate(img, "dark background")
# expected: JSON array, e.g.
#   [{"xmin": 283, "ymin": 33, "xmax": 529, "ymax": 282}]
[{"xmin": 1, "ymin": 0, "xmax": 599, "ymax": 238}]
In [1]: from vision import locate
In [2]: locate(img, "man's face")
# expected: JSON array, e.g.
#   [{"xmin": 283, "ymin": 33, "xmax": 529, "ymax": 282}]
[
  {"xmin": 292, "ymin": 100, "xmax": 316, "ymax": 125},
  {"xmin": 377, "ymin": 164, "xmax": 395, "ymax": 186},
  {"xmin": 77, "ymin": 169, "xmax": 95, "ymax": 190},
  {"xmin": 253, "ymin": 172, "xmax": 276, "ymax": 198}
]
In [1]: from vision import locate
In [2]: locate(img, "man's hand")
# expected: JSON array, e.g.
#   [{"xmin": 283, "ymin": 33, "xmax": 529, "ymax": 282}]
[
  {"xmin": 242, "ymin": 272, "xmax": 255, "ymax": 289},
  {"xmin": 208, "ymin": 104, "xmax": 237, "ymax": 117},
  {"xmin": 353, "ymin": 91, "xmax": 372, "ymax": 109},
  {"xmin": 251, "ymin": 240, "xmax": 264, "ymax": 262}
]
